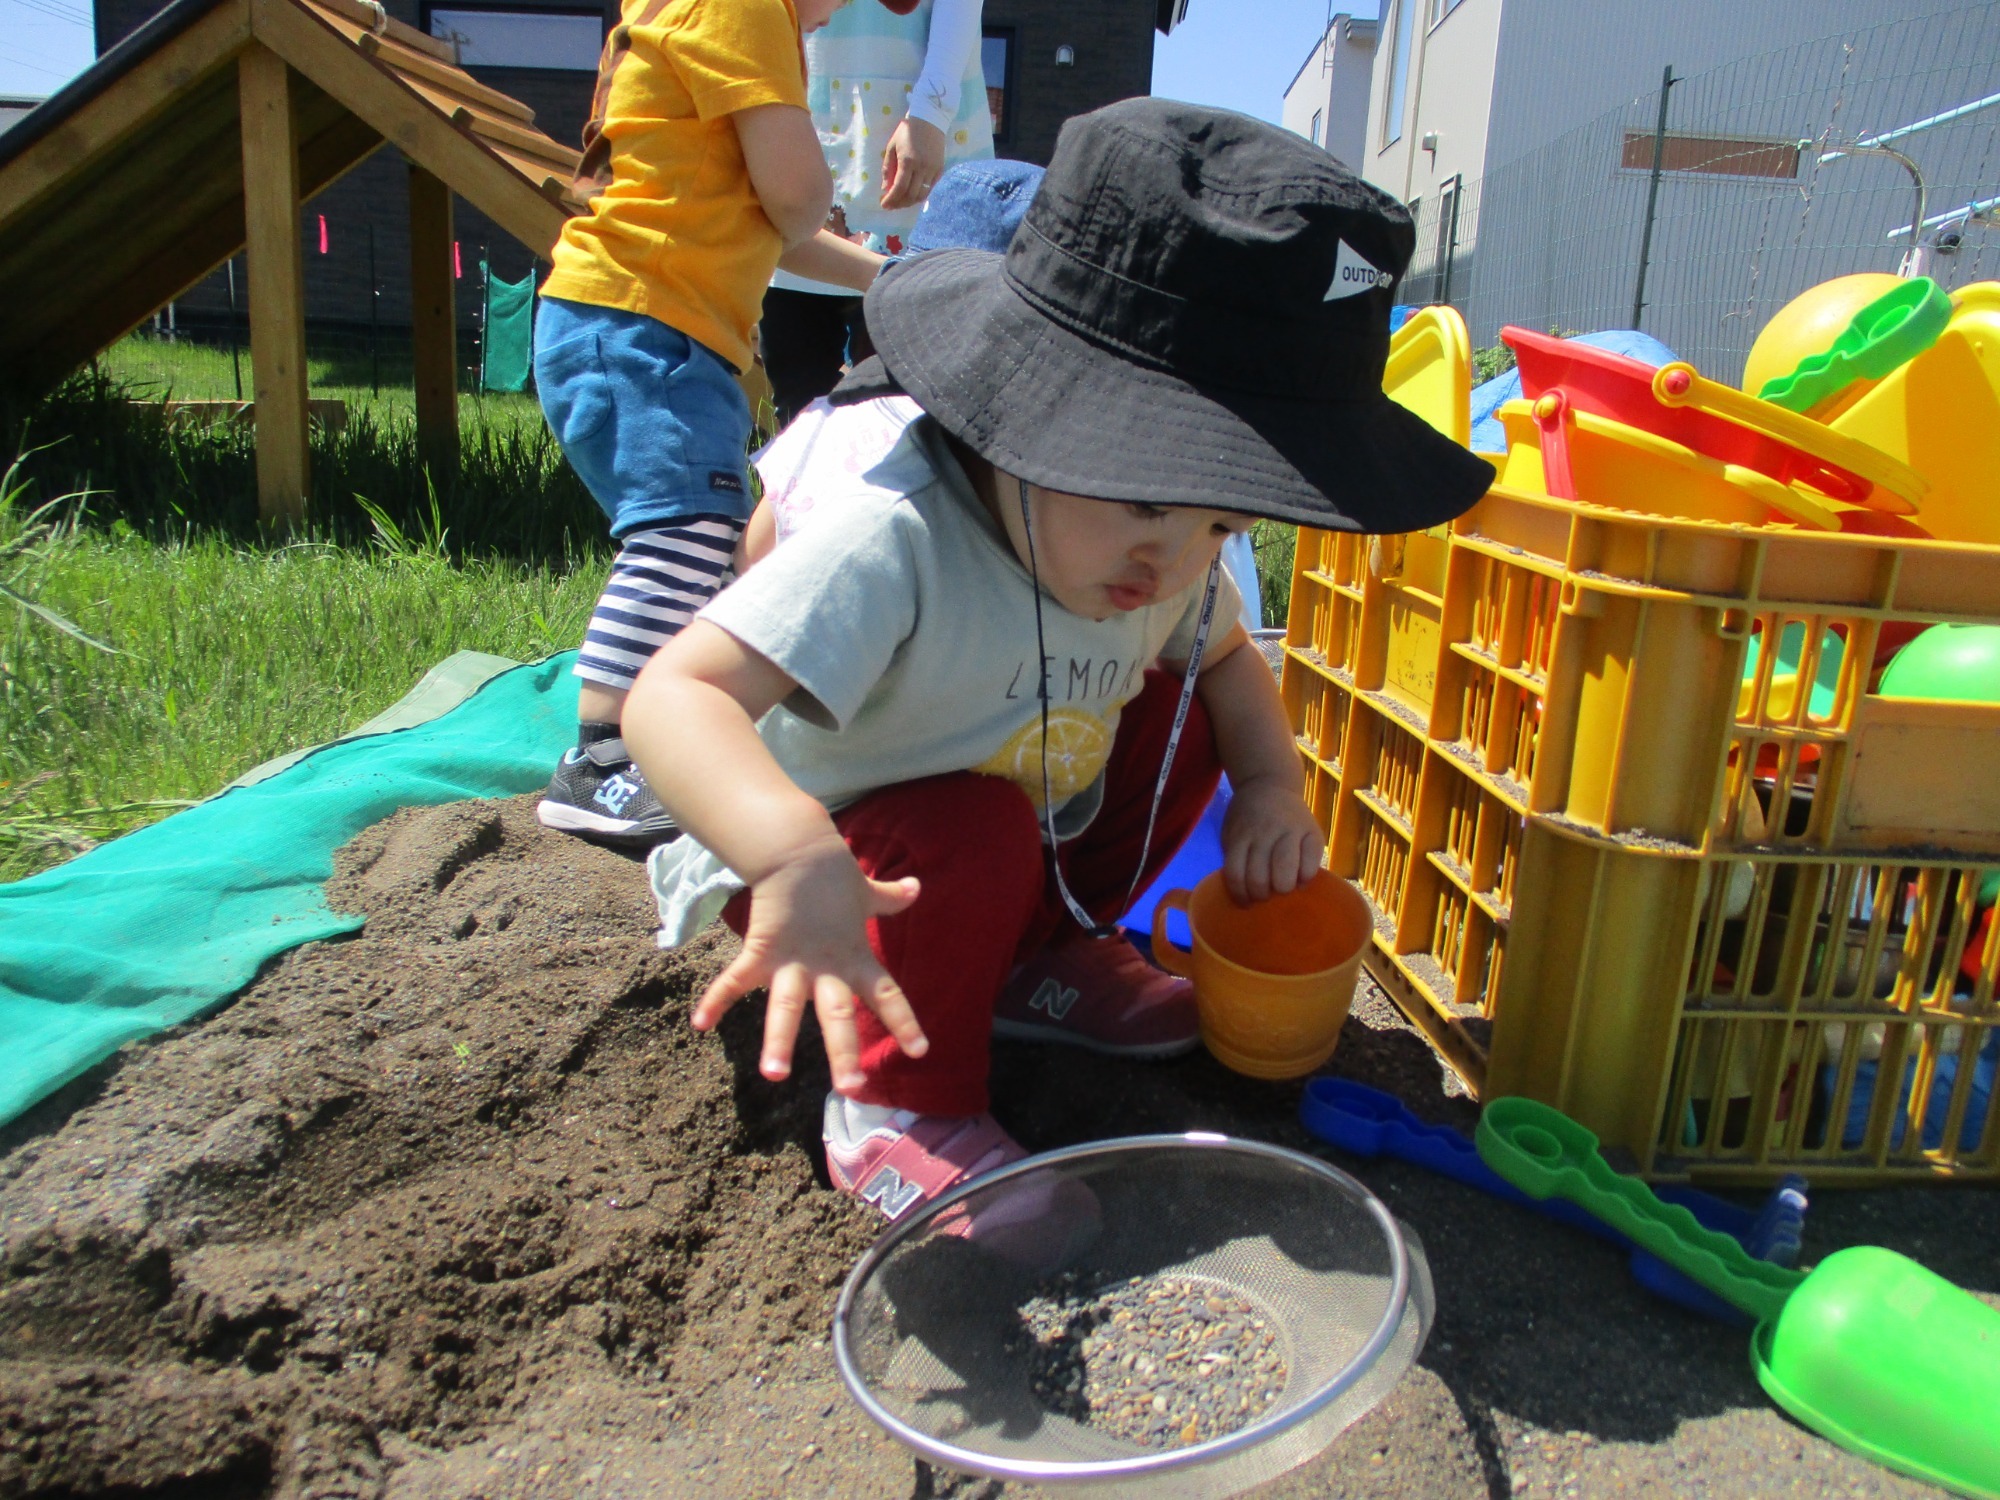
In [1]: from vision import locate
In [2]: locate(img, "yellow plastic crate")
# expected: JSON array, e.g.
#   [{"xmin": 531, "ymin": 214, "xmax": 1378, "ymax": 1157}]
[{"xmin": 1280, "ymin": 482, "xmax": 2000, "ymax": 1183}]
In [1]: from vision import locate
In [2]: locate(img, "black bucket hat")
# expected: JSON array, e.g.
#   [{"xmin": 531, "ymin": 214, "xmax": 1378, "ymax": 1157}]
[{"xmin": 831, "ymin": 98, "xmax": 1495, "ymax": 531}]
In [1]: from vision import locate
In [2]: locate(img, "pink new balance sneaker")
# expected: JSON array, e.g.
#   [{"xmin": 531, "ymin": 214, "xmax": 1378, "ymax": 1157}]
[
  {"xmin": 824, "ymin": 1095, "xmax": 1026, "ymax": 1223},
  {"xmin": 822, "ymin": 1096, "xmax": 1099, "ymax": 1264},
  {"xmin": 991, "ymin": 932, "xmax": 1201, "ymax": 1058}
]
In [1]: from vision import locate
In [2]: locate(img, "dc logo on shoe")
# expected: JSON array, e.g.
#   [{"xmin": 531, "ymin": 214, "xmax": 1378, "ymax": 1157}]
[
  {"xmin": 860, "ymin": 1166, "xmax": 923, "ymax": 1219},
  {"xmin": 1028, "ymin": 978, "xmax": 1080, "ymax": 1021},
  {"xmin": 594, "ymin": 772, "xmax": 641, "ymax": 817}
]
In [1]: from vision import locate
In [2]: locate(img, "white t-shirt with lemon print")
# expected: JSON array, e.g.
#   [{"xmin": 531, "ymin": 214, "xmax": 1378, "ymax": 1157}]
[{"xmin": 646, "ymin": 407, "xmax": 1239, "ymax": 946}]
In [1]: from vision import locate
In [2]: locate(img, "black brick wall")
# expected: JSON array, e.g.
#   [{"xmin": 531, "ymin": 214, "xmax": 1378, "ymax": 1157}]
[
  {"xmin": 97, "ymin": 0, "xmax": 1167, "ymax": 336},
  {"xmin": 983, "ymin": 0, "xmax": 1161, "ymax": 165}
]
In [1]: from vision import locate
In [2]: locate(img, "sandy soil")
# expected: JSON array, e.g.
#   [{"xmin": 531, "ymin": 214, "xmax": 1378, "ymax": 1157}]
[{"xmin": 2, "ymin": 793, "xmax": 1993, "ymax": 1498}]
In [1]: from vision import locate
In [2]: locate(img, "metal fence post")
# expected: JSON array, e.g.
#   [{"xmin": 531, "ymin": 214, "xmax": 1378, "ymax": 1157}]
[
  {"xmin": 1440, "ymin": 174, "xmax": 1463, "ymax": 308},
  {"xmin": 1630, "ymin": 64, "xmax": 1676, "ymax": 331},
  {"xmin": 368, "ymin": 223, "xmax": 380, "ymax": 399},
  {"xmin": 225, "ymin": 256, "xmax": 244, "ymax": 403}
]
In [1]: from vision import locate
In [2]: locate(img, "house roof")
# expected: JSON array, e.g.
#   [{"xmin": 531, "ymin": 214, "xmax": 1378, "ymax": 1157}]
[{"xmin": 0, "ymin": 0, "xmax": 583, "ymax": 393}]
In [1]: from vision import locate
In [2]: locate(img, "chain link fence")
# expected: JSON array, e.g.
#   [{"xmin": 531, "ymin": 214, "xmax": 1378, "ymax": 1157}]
[{"xmin": 1402, "ymin": 1, "xmax": 2000, "ymax": 383}]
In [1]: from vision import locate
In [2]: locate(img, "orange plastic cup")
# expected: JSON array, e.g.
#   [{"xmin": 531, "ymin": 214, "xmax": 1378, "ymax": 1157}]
[{"xmin": 1152, "ymin": 870, "xmax": 1372, "ymax": 1079}]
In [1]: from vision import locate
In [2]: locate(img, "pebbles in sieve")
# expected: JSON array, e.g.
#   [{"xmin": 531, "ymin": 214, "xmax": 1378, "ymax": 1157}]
[{"xmin": 1003, "ymin": 1271, "xmax": 1287, "ymax": 1449}]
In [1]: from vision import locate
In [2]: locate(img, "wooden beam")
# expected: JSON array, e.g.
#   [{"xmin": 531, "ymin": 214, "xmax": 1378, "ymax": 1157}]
[
  {"xmin": 450, "ymin": 104, "xmax": 581, "ymax": 175},
  {"xmin": 0, "ymin": 0, "xmax": 252, "ymax": 227},
  {"xmin": 2, "ymin": 90, "xmax": 378, "ymax": 392},
  {"xmin": 239, "ymin": 44, "xmax": 310, "ymax": 528},
  {"xmin": 305, "ymin": 0, "xmax": 458, "ymax": 63},
  {"xmin": 409, "ymin": 163, "xmax": 458, "ymax": 477},
  {"xmin": 12, "ymin": 112, "xmax": 382, "ymax": 390},
  {"xmin": 354, "ymin": 30, "xmax": 536, "ymax": 124},
  {"xmin": 251, "ymin": 0, "xmax": 567, "ymax": 252}
]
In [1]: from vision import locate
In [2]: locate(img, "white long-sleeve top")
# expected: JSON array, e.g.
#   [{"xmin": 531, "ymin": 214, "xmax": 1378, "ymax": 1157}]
[{"xmin": 771, "ymin": 0, "xmax": 994, "ymax": 293}]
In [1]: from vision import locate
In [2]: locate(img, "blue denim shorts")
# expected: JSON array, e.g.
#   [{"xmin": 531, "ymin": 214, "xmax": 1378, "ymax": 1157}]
[{"xmin": 534, "ymin": 296, "xmax": 753, "ymax": 537}]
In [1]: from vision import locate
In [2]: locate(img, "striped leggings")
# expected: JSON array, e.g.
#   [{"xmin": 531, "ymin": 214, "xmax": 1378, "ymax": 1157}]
[{"xmin": 574, "ymin": 516, "xmax": 745, "ymax": 691}]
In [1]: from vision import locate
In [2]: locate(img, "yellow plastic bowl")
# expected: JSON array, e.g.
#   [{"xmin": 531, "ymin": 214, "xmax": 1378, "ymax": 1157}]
[{"xmin": 1496, "ymin": 401, "xmax": 1838, "ymax": 530}]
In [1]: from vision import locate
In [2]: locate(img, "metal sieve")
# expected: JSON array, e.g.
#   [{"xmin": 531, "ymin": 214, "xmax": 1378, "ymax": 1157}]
[{"xmin": 831, "ymin": 1133, "xmax": 1433, "ymax": 1498}]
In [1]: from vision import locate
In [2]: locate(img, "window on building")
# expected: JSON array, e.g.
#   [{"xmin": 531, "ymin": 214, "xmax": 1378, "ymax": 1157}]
[
  {"xmin": 1428, "ymin": 0, "xmax": 1468, "ymax": 26},
  {"xmin": 981, "ymin": 30, "xmax": 1013, "ymax": 142},
  {"xmin": 1381, "ymin": 0, "xmax": 1415, "ymax": 148},
  {"xmin": 426, "ymin": 6, "xmax": 605, "ymax": 71},
  {"xmin": 1311, "ymin": 109, "xmax": 1323, "ymax": 147},
  {"xmin": 1619, "ymin": 131, "xmax": 1800, "ymax": 179}
]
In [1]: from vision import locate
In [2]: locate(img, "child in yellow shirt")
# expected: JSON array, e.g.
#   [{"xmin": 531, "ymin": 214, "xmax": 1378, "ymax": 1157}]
[{"xmin": 536, "ymin": 0, "xmax": 880, "ymax": 843}]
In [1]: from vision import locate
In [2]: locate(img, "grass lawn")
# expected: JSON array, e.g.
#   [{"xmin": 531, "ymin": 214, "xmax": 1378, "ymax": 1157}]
[
  {"xmin": 97, "ymin": 330, "xmax": 548, "ymax": 437},
  {"xmin": 0, "ymin": 362, "xmax": 608, "ymax": 883},
  {"xmin": 0, "ymin": 497, "xmax": 600, "ymax": 882}
]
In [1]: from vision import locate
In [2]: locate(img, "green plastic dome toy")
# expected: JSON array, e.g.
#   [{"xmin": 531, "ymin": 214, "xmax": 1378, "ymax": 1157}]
[{"xmin": 1879, "ymin": 625, "xmax": 2000, "ymax": 703}]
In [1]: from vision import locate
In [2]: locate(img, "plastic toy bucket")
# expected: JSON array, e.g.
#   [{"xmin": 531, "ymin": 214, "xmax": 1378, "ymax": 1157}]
[
  {"xmin": 1752, "ymin": 1245, "xmax": 2000, "ymax": 1498},
  {"xmin": 1152, "ymin": 871, "xmax": 1370, "ymax": 1079},
  {"xmin": 1494, "ymin": 401, "xmax": 1840, "ymax": 530}
]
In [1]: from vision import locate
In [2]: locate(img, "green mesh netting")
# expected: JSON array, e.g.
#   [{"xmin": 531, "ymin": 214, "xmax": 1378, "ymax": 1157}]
[
  {"xmin": 481, "ymin": 264, "xmax": 536, "ymax": 393},
  {"xmin": 0, "ymin": 651, "xmax": 579, "ymax": 1127}
]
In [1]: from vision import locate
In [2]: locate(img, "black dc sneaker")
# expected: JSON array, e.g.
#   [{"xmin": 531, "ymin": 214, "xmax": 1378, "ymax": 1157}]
[{"xmin": 536, "ymin": 735, "xmax": 678, "ymax": 845}]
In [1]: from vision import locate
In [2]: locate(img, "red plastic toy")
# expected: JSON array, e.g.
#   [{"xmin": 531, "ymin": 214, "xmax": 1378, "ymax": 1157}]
[{"xmin": 1502, "ymin": 327, "xmax": 1922, "ymax": 517}]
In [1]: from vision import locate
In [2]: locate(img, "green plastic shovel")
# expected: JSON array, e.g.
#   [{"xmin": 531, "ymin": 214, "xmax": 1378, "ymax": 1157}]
[
  {"xmin": 1476, "ymin": 1097, "xmax": 2000, "ymax": 1499},
  {"xmin": 1757, "ymin": 275, "xmax": 1955, "ymax": 414}
]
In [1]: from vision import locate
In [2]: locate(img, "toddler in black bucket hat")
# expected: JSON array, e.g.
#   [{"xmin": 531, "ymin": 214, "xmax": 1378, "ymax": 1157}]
[{"xmin": 623, "ymin": 98, "xmax": 1493, "ymax": 1227}]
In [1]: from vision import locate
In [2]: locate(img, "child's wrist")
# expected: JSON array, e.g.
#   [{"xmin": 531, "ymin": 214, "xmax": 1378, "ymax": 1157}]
[
  {"xmin": 739, "ymin": 820, "xmax": 850, "ymax": 888},
  {"xmin": 1230, "ymin": 766, "xmax": 1304, "ymax": 798}
]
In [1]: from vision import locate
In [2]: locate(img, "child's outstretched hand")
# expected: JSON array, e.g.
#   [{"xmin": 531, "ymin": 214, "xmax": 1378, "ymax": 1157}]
[
  {"xmin": 691, "ymin": 833, "xmax": 928, "ymax": 1093},
  {"xmin": 1220, "ymin": 774, "xmax": 1323, "ymax": 905}
]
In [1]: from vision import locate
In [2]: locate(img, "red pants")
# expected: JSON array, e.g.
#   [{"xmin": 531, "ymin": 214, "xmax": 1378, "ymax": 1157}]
[{"xmin": 724, "ymin": 670, "xmax": 1220, "ymax": 1114}]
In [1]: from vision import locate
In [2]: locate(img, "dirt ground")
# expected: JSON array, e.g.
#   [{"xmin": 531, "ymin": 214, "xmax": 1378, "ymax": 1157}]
[{"xmin": 2, "ymin": 793, "xmax": 1995, "ymax": 1499}]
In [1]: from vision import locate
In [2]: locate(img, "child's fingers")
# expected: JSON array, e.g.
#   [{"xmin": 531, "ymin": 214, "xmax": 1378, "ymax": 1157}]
[
  {"xmin": 1242, "ymin": 831, "xmax": 1277, "ymax": 904},
  {"xmin": 758, "ymin": 961, "xmax": 813, "ymax": 1081},
  {"xmin": 865, "ymin": 874, "xmax": 921, "ymax": 916},
  {"xmin": 861, "ymin": 967, "xmax": 929, "ymax": 1061},
  {"xmin": 692, "ymin": 948, "xmax": 767, "ymax": 1031},
  {"xmin": 1222, "ymin": 829, "xmax": 1250, "ymax": 905},
  {"xmin": 813, "ymin": 972, "xmax": 867, "ymax": 1094},
  {"xmin": 1296, "ymin": 830, "xmax": 1324, "ymax": 888},
  {"xmin": 879, "ymin": 139, "xmax": 907, "ymax": 208},
  {"xmin": 1267, "ymin": 832, "xmax": 1311, "ymax": 896}
]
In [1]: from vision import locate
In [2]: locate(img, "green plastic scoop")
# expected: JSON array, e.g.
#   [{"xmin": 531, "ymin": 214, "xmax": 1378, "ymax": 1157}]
[
  {"xmin": 1757, "ymin": 276, "xmax": 1954, "ymax": 414},
  {"xmin": 1477, "ymin": 1097, "xmax": 2000, "ymax": 1499}
]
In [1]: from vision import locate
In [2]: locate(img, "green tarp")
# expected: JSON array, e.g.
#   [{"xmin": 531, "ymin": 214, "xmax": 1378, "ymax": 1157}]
[
  {"xmin": 481, "ymin": 264, "xmax": 536, "ymax": 393},
  {"xmin": 0, "ymin": 651, "xmax": 580, "ymax": 1128}
]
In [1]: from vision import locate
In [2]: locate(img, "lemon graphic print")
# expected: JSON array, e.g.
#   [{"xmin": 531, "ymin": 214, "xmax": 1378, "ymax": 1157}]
[{"xmin": 978, "ymin": 710, "xmax": 1113, "ymax": 811}]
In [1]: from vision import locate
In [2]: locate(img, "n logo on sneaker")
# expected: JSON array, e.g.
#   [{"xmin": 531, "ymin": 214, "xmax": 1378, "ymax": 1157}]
[
  {"xmin": 1028, "ymin": 978, "xmax": 1080, "ymax": 1021},
  {"xmin": 859, "ymin": 1166, "xmax": 923, "ymax": 1220}
]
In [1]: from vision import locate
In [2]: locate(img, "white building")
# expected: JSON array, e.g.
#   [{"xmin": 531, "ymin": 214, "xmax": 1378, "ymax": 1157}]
[
  {"xmin": 1280, "ymin": 13, "xmax": 1377, "ymax": 168},
  {"xmin": 1344, "ymin": 0, "xmax": 2000, "ymax": 376}
]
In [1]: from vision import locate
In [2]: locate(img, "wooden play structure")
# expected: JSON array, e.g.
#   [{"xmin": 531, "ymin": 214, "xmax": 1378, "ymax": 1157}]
[{"xmin": 0, "ymin": 0, "xmax": 585, "ymax": 523}]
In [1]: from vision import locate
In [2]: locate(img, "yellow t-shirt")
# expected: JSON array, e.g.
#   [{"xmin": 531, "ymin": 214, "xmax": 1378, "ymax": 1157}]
[{"xmin": 542, "ymin": 0, "xmax": 807, "ymax": 372}]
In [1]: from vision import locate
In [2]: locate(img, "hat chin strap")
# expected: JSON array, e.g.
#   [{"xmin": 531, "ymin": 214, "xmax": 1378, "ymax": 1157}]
[{"xmin": 1016, "ymin": 476, "xmax": 1220, "ymax": 940}]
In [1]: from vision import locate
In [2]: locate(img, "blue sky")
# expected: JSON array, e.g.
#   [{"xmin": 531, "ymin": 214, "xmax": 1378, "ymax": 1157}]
[
  {"xmin": 4, "ymin": 0, "xmax": 1368, "ymax": 116},
  {"xmin": 1154, "ymin": 0, "xmax": 1376, "ymax": 124},
  {"xmin": 2, "ymin": 0, "xmax": 95, "ymax": 98}
]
